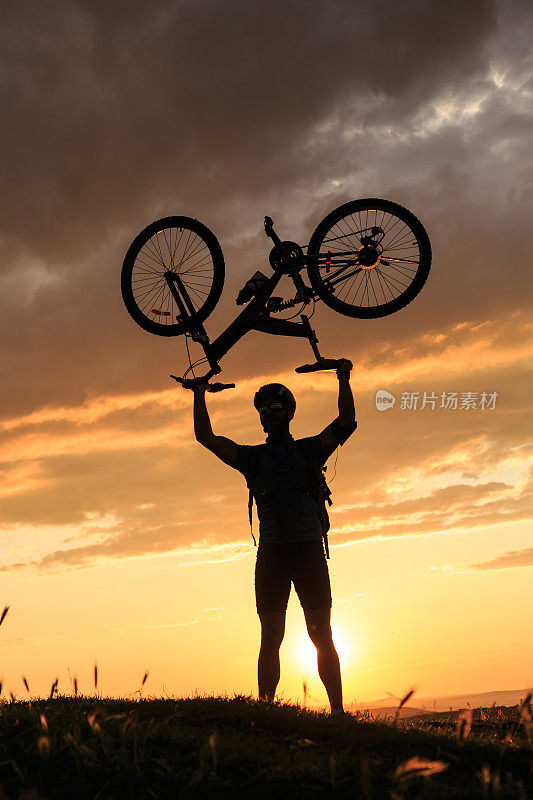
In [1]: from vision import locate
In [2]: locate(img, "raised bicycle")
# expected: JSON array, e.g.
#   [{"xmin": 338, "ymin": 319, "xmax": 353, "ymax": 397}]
[{"xmin": 121, "ymin": 198, "xmax": 432, "ymax": 390}]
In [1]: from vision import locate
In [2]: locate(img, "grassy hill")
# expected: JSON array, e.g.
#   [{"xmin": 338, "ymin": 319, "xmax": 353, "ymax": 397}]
[{"xmin": 0, "ymin": 693, "xmax": 531, "ymax": 799}]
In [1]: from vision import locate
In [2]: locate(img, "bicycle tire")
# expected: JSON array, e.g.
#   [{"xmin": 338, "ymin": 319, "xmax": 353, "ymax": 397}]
[
  {"xmin": 306, "ymin": 199, "xmax": 431, "ymax": 319},
  {"xmin": 121, "ymin": 216, "xmax": 225, "ymax": 337}
]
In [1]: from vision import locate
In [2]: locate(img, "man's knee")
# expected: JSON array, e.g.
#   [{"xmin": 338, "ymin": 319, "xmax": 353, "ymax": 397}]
[
  {"xmin": 259, "ymin": 611, "xmax": 286, "ymax": 648},
  {"xmin": 309, "ymin": 627, "xmax": 334, "ymax": 649},
  {"xmin": 304, "ymin": 608, "xmax": 334, "ymax": 648}
]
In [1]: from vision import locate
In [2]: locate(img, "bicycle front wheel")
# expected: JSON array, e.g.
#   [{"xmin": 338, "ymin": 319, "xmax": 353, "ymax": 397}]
[
  {"xmin": 121, "ymin": 216, "xmax": 225, "ymax": 336},
  {"xmin": 306, "ymin": 199, "xmax": 431, "ymax": 318}
]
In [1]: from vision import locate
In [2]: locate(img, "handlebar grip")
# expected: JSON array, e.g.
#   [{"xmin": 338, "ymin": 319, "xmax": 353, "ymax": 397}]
[
  {"xmin": 295, "ymin": 364, "xmax": 318, "ymax": 373},
  {"xmin": 170, "ymin": 374, "xmax": 193, "ymax": 388}
]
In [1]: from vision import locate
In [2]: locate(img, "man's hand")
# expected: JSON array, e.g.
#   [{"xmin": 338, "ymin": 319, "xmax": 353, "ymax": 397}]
[
  {"xmin": 171, "ymin": 374, "xmax": 209, "ymax": 391},
  {"xmin": 336, "ymin": 358, "xmax": 353, "ymax": 378}
]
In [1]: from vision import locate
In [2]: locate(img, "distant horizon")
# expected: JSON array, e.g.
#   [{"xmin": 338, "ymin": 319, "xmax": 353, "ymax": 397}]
[{"xmin": 2, "ymin": 682, "xmax": 530, "ymax": 715}]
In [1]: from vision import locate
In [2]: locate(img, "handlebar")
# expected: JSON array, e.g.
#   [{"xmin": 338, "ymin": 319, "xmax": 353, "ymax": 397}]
[
  {"xmin": 208, "ymin": 382, "xmax": 236, "ymax": 392},
  {"xmin": 170, "ymin": 375, "xmax": 235, "ymax": 392}
]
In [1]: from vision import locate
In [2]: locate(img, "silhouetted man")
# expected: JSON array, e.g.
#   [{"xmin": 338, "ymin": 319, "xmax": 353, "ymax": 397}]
[{"xmin": 192, "ymin": 360, "xmax": 356, "ymax": 714}]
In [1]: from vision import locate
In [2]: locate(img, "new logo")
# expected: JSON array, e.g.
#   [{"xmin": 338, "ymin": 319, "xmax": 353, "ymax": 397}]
[{"xmin": 375, "ymin": 389, "xmax": 396, "ymax": 411}]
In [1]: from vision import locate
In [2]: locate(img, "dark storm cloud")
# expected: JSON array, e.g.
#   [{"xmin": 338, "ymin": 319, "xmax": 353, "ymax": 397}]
[
  {"xmin": 0, "ymin": 0, "xmax": 497, "ymax": 267},
  {"xmin": 0, "ymin": 0, "xmax": 513, "ymax": 416}
]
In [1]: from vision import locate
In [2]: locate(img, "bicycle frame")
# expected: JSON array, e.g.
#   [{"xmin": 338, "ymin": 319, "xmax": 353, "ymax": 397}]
[
  {"xmin": 164, "ymin": 215, "xmax": 384, "ymax": 382},
  {"xmin": 166, "ymin": 267, "xmax": 323, "ymax": 381}
]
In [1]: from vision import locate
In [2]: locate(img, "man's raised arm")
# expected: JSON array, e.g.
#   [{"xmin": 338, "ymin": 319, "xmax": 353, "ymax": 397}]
[
  {"xmin": 193, "ymin": 384, "xmax": 238, "ymax": 469},
  {"xmin": 319, "ymin": 359, "xmax": 357, "ymax": 460}
]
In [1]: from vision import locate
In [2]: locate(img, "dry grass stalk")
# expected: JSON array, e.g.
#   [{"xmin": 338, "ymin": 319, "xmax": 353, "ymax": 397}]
[
  {"xmin": 37, "ymin": 734, "xmax": 50, "ymax": 758},
  {"xmin": 519, "ymin": 692, "xmax": 532, "ymax": 722},
  {"xmin": 208, "ymin": 732, "xmax": 218, "ymax": 772},
  {"xmin": 121, "ymin": 712, "xmax": 136, "ymax": 735},
  {"xmin": 359, "ymin": 756, "xmax": 372, "ymax": 798},
  {"xmin": 329, "ymin": 753, "xmax": 336, "ymax": 788},
  {"xmin": 502, "ymin": 690, "xmax": 533, "ymax": 752},
  {"xmin": 22, "ymin": 676, "xmax": 30, "ymax": 695},
  {"xmin": 94, "ymin": 663, "xmax": 98, "ymax": 690},
  {"xmin": 40, "ymin": 714, "xmax": 48, "ymax": 732},
  {"xmin": 479, "ymin": 763, "xmax": 501, "ymax": 792},
  {"xmin": 49, "ymin": 678, "xmax": 58, "ymax": 700},
  {"xmin": 64, "ymin": 733, "xmax": 93, "ymax": 757},
  {"xmin": 394, "ymin": 687, "xmax": 417, "ymax": 724},
  {"xmin": 136, "ymin": 670, "xmax": 149, "ymax": 696},
  {"xmin": 0, "ymin": 606, "xmax": 9, "ymax": 628},
  {"xmin": 302, "ymin": 679, "xmax": 308, "ymax": 707},
  {"xmin": 395, "ymin": 756, "xmax": 448, "ymax": 780},
  {"xmin": 456, "ymin": 708, "xmax": 473, "ymax": 742},
  {"xmin": 87, "ymin": 712, "xmax": 101, "ymax": 733},
  {"xmin": 74, "ymin": 676, "xmax": 78, "ymax": 698}
]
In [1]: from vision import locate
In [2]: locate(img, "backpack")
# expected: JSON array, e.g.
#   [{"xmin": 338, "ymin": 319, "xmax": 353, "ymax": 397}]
[{"xmin": 245, "ymin": 438, "xmax": 333, "ymax": 558}]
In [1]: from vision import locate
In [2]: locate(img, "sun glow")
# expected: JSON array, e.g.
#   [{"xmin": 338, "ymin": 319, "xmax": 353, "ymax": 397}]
[{"xmin": 295, "ymin": 627, "xmax": 353, "ymax": 674}]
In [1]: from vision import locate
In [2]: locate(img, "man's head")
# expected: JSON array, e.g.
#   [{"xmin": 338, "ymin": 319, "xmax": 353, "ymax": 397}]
[{"xmin": 254, "ymin": 383, "xmax": 296, "ymax": 435}]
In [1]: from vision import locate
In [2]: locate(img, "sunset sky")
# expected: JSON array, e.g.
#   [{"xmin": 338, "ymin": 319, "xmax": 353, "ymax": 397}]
[{"xmin": 1, "ymin": 0, "xmax": 532, "ymax": 710}]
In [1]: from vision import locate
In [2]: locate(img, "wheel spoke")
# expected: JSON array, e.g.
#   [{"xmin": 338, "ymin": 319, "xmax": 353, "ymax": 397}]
[
  {"xmin": 374, "ymin": 266, "xmax": 394, "ymax": 302},
  {"xmin": 385, "ymin": 257, "xmax": 419, "ymax": 264}
]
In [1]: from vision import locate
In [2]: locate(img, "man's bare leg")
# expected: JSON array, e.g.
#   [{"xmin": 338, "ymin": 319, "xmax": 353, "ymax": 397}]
[
  {"xmin": 304, "ymin": 607, "xmax": 343, "ymax": 712},
  {"xmin": 317, "ymin": 641, "xmax": 343, "ymax": 711},
  {"xmin": 258, "ymin": 611, "xmax": 286, "ymax": 700}
]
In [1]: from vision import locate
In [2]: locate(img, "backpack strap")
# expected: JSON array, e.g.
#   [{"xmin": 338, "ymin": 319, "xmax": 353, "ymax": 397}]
[
  {"xmin": 295, "ymin": 438, "xmax": 332, "ymax": 560},
  {"xmin": 245, "ymin": 444, "xmax": 267, "ymax": 548}
]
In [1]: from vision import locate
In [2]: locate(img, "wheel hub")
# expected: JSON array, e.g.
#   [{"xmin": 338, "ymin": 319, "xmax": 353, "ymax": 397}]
[{"xmin": 357, "ymin": 245, "xmax": 381, "ymax": 269}]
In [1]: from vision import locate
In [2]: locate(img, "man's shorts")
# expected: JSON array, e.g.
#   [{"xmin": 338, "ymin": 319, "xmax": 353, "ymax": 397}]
[{"xmin": 254, "ymin": 539, "xmax": 332, "ymax": 614}]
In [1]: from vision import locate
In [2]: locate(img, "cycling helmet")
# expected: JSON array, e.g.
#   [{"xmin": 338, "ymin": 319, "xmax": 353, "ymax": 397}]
[{"xmin": 254, "ymin": 383, "xmax": 296, "ymax": 413}]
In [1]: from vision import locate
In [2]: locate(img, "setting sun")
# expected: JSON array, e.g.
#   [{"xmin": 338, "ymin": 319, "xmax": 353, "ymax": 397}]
[{"xmin": 295, "ymin": 627, "xmax": 353, "ymax": 675}]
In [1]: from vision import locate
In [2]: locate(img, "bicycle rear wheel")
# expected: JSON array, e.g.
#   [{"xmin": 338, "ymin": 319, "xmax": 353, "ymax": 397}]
[
  {"xmin": 306, "ymin": 199, "xmax": 431, "ymax": 318},
  {"xmin": 121, "ymin": 216, "xmax": 225, "ymax": 336}
]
